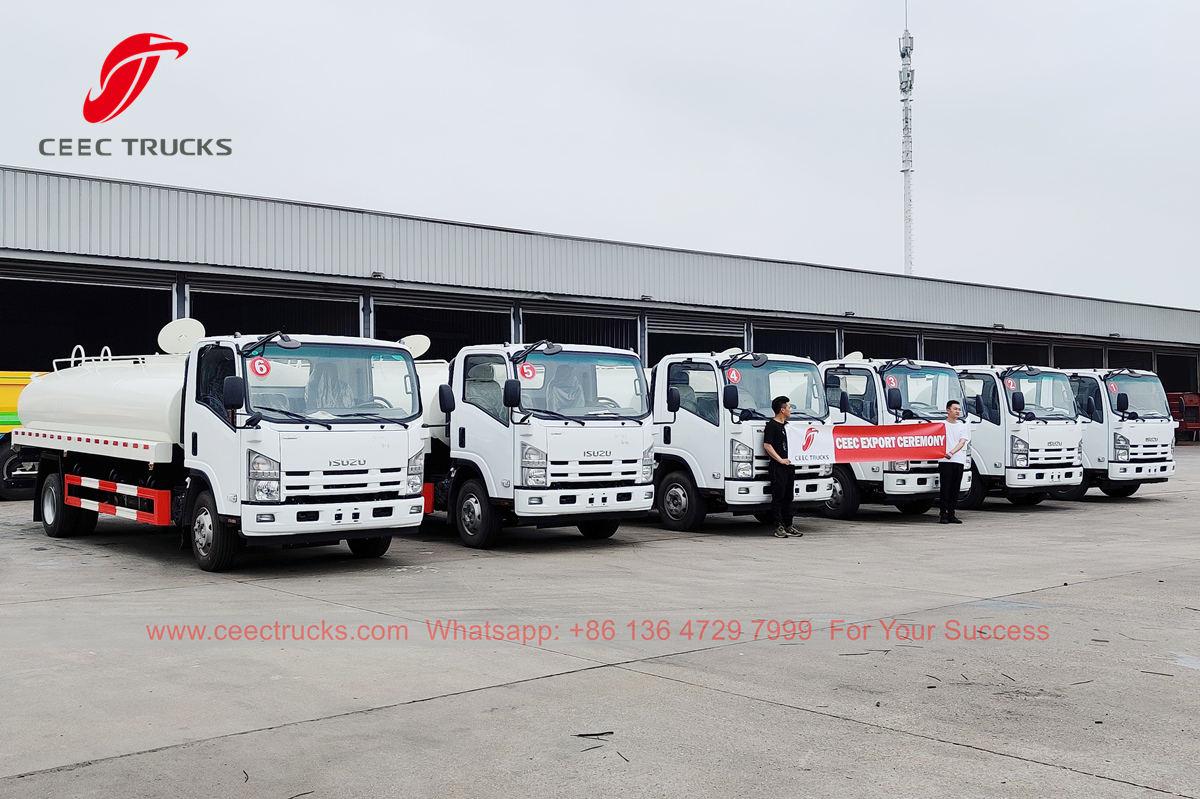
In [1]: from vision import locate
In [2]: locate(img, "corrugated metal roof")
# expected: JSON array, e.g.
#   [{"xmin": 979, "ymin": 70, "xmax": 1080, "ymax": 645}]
[{"xmin": 2, "ymin": 165, "xmax": 1198, "ymax": 345}]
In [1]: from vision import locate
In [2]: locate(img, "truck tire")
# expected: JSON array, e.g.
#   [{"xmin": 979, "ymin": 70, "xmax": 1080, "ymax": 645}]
[
  {"xmin": 189, "ymin": 490, "xmax": 237, "ymax": 571},
  {"xmin": 40, "ymin": 470, "xmax": 89, "ymax": 537},
  {"xmin": 347, "ymin": 536, "xmax": 392, "ymax": 558},
  {"xmin": 1100, "ymin": 484, "xmax": 1140, "ymax": 498},
  {"xmin": 1049, "ymin": 482, "xmax": 1089, "ymax": 501},
  {"xmin": 454, "ymin": 478, "xmax": 501, "ymax": 548},
  {"xmin": 822, "ymin": 466, "xmax": 860, "ymax": 520},
  {"xmin": 896, "ymin": 499, "xmax": 934, "ymax": 516},
  {"xmin": 1007, "ymin": 492, "xmax": 1047, "ymax": 507},
  {"xmin": 0, "ymin": 441, "xmax": 34, "ymax": 501},
  {"xmin": 957, "ymin": 466, "xmax": 987, "ymax": 510},
  {"xmin": 656, "ymin": 470, "xmax": 706, "ymax": 531},
  {"xmin": 578, "ymin": 520, "xmax": 619, "ymax": 539}
]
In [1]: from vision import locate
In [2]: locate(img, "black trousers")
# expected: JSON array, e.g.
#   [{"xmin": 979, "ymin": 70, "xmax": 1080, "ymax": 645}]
[
  {"xmin": 769, "ymin": 464, "xmax": 795, "ymax": 528},
  {"xmin": 938, "ymin": 462, "xmax": 964, "ymax": 518}
]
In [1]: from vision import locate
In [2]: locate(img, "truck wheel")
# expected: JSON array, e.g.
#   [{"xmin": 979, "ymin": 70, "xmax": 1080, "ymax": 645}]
[
  {"xmin": 1100, "ymin": 484, "xmax": 1140, "ymax": 498},
  {"xmin": 896, "ymin": 499, "xmax": 934, "ymax": 515},
  {"xmin": 0, "ymin": 441, "xmax": 34, "ymax": 501},
  {"xmin": 190, "ymin": 490, "xmax": 237, "ymax": 572},
  {"xmin": 656, "ymin": 470, "xmax": 706, "ymax": 531},
  {"xmin": 957, "ymin": 467, "xmax": 987, "ymax": 510},
  {"xmin": 347, "ymin": 536, "xmax": 392, "ymax": 558},
  {"xmin": 40, "ymin": 471, "xmax": 87, "ymax": 538},
  {"xmin": 822, "ymin": 466, "xmax": 860, "ymax": 520},
  {"xmin": 1049, "ymin": 482, "xmax": 1089, "ymax": 501},
  {"xmin": 455, "ymin": 478, "xmax": 501, "ymax": 548},
  {"xmin": 578, "ymin": 521, "xmax": 619, "ymax": 539},
  {"xmin": 1007, "ymin": 492, "xmax": 1047, "ymax": 507}
]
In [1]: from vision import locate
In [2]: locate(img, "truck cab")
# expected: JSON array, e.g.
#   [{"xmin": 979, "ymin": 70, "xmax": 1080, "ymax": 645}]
[
  {"xmin": 1054, "ymin": 369, "xmax": 1177, "ymax": 499},
  {"xmin": 424, "ymin": 341, "xmax": 655, "ymax": 547},
  {"xmin": 649, "ymin": 351, "xmax": 833, "ymax": 530},
  {"xmin": 956, "ymin": 365, "xmax": 1084, "ymax": 508},
  {"xmin": 818, "ymin": 356, "xmax": 971, "ymax": 519}
]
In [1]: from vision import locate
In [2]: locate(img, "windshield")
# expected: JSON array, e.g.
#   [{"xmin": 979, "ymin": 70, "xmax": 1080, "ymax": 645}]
[
  {"xmin": 1003, "ymin": 371, "xmax": 1076, "ymax": 420},
  {"xmin": 726, "ymin": 360, "xmax": 827, "ymax": 420},
  {"xmin": 245, "ymin": 343, "xmax": 419, "ymax": 423},
  {"xmin": 880, "ymin": 365, "xmax": 964, "ymax": 420},
  {"xmin": 1105, "ymin": 374, "xmax": 1171, "ymax": 418},
  {"xmin": 518, "ymin": 351, "xmax": 649, "ymax": 419}
]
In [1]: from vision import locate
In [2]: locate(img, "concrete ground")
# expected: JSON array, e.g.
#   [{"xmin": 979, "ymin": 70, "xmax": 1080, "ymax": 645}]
[{"xmin": 1, "ymin": 452, "xmax": 1197, "ymax": 799}]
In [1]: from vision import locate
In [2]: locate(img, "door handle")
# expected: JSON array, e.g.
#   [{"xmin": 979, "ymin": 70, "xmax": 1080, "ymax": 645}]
[
  {"xmin": 663, "ymin": 426, "xmax": 672, "ymax": 445},
  {"xmin": 458, "ymin": 427, "xmax": 466, "ymax": 448},
  {"xmin": 191, "ymin": 432, "xmax": 198, "ymax": 456}
]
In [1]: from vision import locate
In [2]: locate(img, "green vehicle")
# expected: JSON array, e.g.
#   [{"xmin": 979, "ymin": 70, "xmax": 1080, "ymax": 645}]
[{"xmin": 0, "ymin": 371, "xmax": 38, "ymax": 500}]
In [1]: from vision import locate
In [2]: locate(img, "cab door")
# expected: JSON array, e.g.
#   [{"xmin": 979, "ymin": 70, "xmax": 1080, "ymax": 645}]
[
  {"xmin": 184, "ymin": 343, "xmax": 244, "ymax": 515},
  {"xmin": 452, "ymin": 353, "xmax": 514, "ymax": 497},
  {"xmin": 961, "ymin": 372, "xmax": 1004, "ymax": 476},
  {"xmin": 1071, "ymin": 376, "xmax": 1106, "ymax": 470},
  {"xmin": 658, "ymin": 360, "xmax": 723, "ymax": 488}
]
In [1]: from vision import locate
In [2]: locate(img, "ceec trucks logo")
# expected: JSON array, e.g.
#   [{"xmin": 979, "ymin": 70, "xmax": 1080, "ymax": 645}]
[
  {"xmin": 802, "ymin": 426, "xmax": 818, "ymax": 452},
  {"xmin": 83, "ymin": 33, "xmax": 188, "ymax": 123}
]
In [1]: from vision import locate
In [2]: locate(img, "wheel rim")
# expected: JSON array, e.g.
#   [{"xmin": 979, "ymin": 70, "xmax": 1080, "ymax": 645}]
[
  {"xmin": 460, "ymin": 494, "xmax": 482, "ymax": 536},
  {"xmin": 193, "ymin": 508, "xmax": 214, "ymax": 557},
  {"xmin": 42, "ymin": 481, "xmax": 58, "ymax": 525},
  {"xmin": 663, "ymin": 484, "xmax": 688, "ymax": 520},
  {"xmin": 826, "ymin": 475, "xmax": 844, "ymax": 510}
]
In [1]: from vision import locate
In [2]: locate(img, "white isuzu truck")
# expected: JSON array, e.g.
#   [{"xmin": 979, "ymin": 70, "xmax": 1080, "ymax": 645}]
[
  {"xmin": 648, "ymin": 350, "xmax": 833, "ymax": 530},
  {"xmin": 956, "ymin": 365, "xmax": 1085, "ymax": 508},
  {"xmin": 11, "ymin": 320, "xmax": 428, "ymax": 571},
  {"xmin": 421, "ymin": 341, "xmax": 655, "ymax": 547},
  {"xmin": 818, "ymin": 356, "xmax": 971, "ymax": 519},
  {"xmin": 1050, "ymin": 368, "xmax": 1177, "ymax": 499}
]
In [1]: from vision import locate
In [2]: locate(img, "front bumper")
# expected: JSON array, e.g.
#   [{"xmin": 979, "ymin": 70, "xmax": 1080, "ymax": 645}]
[
  {"xmin": 240, "ymin": 495, "xmax": 425, "ymax": 537},
  {"xmin": 1005, "ymin": 466, "xmax": 1082, "ymax": 489},
  {"xmin": 1107, "ymin": 460, "xmax": 1175, "ymax": 482},
  {"xmin": 724, "ymin": 477, "xmax": 834, "ymax": 506},
  {"xmin": 514, "ymin": 484, "xmax": 654, "ymax": 517},
  {"xmin": 882, "ymin": 469, "xmax": 972, "ymax": 496}
]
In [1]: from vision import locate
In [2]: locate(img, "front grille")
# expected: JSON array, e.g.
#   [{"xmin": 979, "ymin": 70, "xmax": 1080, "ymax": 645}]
[
  {"xmin": 907, "ymin": 460, "xmax": 939, "ymax": 472},
  {"xmin": 1129, "ymin": 442, "xmax": 1171, "ymax": 461},
  {"xmin": 283, "ymin": 467, "xmax": 410, "ymax": 501},
  {"xmin": 548, "ymin": 459, "xmax": 639, "ymax": 484},
  {"xmin": 1029, "ymin": 446, "xmax": 1078, "ymax": 468},
  {"xmin": 751, "ymin": 455, "xmax": 824, "ymax": 479}
]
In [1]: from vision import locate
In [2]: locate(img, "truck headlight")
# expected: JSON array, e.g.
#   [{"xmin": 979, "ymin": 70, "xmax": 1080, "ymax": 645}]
[
  {"xmin": 886, "ymin": 460, "xmax": 909, "ymax": 473},
  {"xmin": 407, "ymin": 449, "xmax": 424, "ymax": 495},
  {"xmin": 1011, "ymin": 436, "xmax": 1029, "ymax": 468},
  {"xmin": 521, "ymin": 443, "xmax": 549, "ymax": 487},
  {"xmin": 1113, "ymin": 433, "xmax": 1130, "ymax": 462},
  {"xmin": 638, "ymin": 445, "xmax": 654, "ymax": 484},
  {"xmin": 248, "ymin": 451, "xmax": 281, "ymax": 503},
  {"xmin": 730, "ymin": 440, "xmax": 754, "ymax": 480},
  {"xmin": 1072, "ymin": 448, "xmax": 1083, "ymax": 466}
]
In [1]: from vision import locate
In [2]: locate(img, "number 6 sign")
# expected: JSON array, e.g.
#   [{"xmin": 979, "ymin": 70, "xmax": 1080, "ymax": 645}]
[{"xmin": 249, "ymin": 357, "xmax": 271, "ymax": 378}]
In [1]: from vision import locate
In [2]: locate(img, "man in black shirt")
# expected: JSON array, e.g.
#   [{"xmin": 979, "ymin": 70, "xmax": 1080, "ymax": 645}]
[{"xmin": 762, "ymin": 395, "xmax": 802, "ymax": 538}]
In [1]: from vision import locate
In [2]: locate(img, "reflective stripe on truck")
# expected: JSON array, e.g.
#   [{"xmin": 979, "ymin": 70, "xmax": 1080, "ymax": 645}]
[{"xmin": 63, "ymin": 474, "xmax": 173, "ymax": 526}]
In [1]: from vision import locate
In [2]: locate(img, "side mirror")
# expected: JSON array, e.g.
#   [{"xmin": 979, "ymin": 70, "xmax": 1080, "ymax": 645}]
[
  {"xmin": 503, "ymin": 378, "xmax": 522, "ymax": 408},
  {"xmin": 222, "ymin": 376, "xmax": 245, "ymax": 410},
  {"xmin": 438, "ymin": 384, "xmax": 455, "ymax": 414},
  {"xmin": 722, "ymin": 384, "xmax": 739, "ymax": 410},
  {"xmin": 666, "ymin": 386, "xmax": 681, "ymax": 414},
  {"xmin": 1116, "ymin": 392, "xmax": 1129, "ymax": 413},
  {"xmin": 972, "ymin": 396, "xmax": 984, "ymax": 417},
  {"xmin": 1010, "ymin": 390, "xmax": 1026, "ymax": 413},
  {"xmin": 1085, "ymin": 396, "xmax": 1096, "ymax": 419},
  {"xmin": 886, "ymin": 387, "xmax": 903, "ymax": 412},
  {"xmin": 838, "ymin": 390, "xmax": 850, "ymax": 414}
]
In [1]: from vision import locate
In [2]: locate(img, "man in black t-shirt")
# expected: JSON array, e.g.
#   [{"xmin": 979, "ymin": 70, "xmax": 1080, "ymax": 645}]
[{"xmin": 763, "ymin": 395, "xmax": 802, "ymax": 538}]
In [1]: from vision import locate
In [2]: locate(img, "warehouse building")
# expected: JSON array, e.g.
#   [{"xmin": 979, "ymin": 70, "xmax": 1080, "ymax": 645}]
[{"xmin": 1, "ymin": 165, "xmax": 1198, "ymax": 390}]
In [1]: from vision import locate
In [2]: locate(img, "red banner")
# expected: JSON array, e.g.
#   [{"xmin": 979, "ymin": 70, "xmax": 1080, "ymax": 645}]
[{"xmin": 832, "ymin": 422, "xmax": 947, "ymax": 463}]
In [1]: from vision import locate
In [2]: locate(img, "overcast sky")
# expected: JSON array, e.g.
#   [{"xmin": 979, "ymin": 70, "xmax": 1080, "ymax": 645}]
[{"xmin": 3, "ymin": 1, "xmax": 1197, "ymax": 308}]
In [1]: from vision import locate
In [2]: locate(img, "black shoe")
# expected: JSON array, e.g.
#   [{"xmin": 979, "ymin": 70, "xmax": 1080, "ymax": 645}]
[
  {"xmin": 938, "ymin": 516, "xmax": 950, "ymax": 524},
  {"xmin": 949, "ymin": 516, "xmax": 963, "ymax": 524}
]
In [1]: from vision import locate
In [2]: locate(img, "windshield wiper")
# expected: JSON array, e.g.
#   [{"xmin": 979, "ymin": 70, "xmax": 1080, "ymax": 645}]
[
  {"xmin": 336, "ymin": 411, "xmax": 409, "ymax": 428},
  {"xmin": 586, "ymin": 410, "xmax": 644, "ymax": 422},
  {"xmin": 521, "ymin": 407, "xmax": 585, "ymax": 426},
  {"xmin": 253, "ymin": 406, "xmax": 333, "ymax": 430}
]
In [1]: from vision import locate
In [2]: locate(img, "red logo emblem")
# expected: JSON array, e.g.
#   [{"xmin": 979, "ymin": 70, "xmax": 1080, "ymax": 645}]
[
  {"xmin": 726, "ymin": 368, "xmax": 741, "ymax": 384},
  {"xmin": 518, "ymin": 362, "xmax": 537, "ymax": 381},
  {"xmin": 802, "ymin": 426, "xmax": 818, "ymax": 452},
  {"xmin": 83, "ymin": 33, "xmax": 188, "ymax": 123},
  {"xmin": 249, "ymin": 357, "xmax": 271, "ymax": 378},
  {"xmin": 1107, "ymin": 381, "xmax": 1119, "ymax": 394}
]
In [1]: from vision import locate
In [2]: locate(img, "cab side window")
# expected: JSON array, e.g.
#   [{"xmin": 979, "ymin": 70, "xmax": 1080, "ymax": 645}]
[
  {"xmin": 462, "ymin": 354, "xmax": 508, "ymax": 424},
  {"xmin": 963, "ymin": 373, "xmax": 1001, "ymax": 424},
  {"xmin": 195, "ymin": 344, "xmax": 236, "ymax": 421},
  {"xmin": 1071, "ymin": 377, "xmax": 1103, "ymax": 422},
  {"xmin": 825, "ymin": 370, "xmax": 877, "ymax": 423},
  {"xmin": 666, "ymin": 362, "xmax": 719, "ymax": 425}
]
